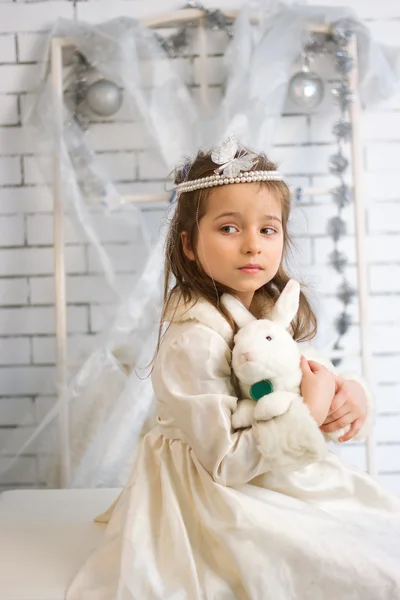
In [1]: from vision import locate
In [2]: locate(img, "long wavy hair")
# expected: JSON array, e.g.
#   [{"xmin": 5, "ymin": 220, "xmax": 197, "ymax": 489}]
[{"xmin": 154, "ymin": 147, "xmax": 317, "ymax": 361}]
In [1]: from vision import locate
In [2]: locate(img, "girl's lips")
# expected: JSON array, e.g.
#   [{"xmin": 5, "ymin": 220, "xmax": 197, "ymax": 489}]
[{"xmin": 239, "ymin": 265, "xmax": 263, "ymax": 273}]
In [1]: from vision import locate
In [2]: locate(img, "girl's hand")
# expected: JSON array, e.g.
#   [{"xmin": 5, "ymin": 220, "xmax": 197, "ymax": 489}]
[
  {"xmin": 319, "ymin": 378, "xmax": 367, "ymax": 442},
  {"xmin": 300, "ymin": 357, "xmax": 337, "ymax": 426}
]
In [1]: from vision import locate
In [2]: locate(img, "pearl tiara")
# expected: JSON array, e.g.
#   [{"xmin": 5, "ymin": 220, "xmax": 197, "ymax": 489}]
[{"xmin": 175, "ymin": 136, "xmax": 283, "ymax": 194}]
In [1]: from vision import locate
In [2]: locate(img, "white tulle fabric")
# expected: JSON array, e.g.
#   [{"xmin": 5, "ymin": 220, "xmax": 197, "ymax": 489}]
[{"xmin": 66, "ymin": 299, "xmax": 400, "ymax": 600}]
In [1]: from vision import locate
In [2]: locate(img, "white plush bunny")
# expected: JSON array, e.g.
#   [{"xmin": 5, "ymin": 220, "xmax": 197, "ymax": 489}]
[{"xmin": 221, "ymin": 279, "xmax": 343, "ymax": 443}]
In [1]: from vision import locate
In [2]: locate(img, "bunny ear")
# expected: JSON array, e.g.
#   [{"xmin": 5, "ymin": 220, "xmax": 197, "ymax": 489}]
[
  {"xmin": 220, "ymin": 294, "xmax": 256, "ymax": 329},
  {"xmin": 270, "ymin": 279, "xmax": 300, "ymax": 329}
]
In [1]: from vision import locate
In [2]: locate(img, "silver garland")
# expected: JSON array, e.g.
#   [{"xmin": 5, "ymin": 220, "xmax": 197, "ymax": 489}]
[
  {"xmin": 186, "ymin": 1, "xmax": 233, "ymax": 37},
  {"xmin": 294, "ymin": 20, "xmax": 357, "ymax": 364},
  {"xmin": 157, "ymin": 1, "xmax": 233, "ymax": 58},
  {"xmin": 328, "ymin": 19, "xmax": 357, "ymax": 365},
  {"xmin": 69, "ymin": 51, "xmax": 91, "ymax": 130},
  {"xmin": 156, "ymin": 28, "xmax": 190, "ymax": 59}
]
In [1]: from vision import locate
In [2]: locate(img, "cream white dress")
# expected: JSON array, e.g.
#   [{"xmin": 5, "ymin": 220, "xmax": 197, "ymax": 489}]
[{"xmin": 67, "ymin": 297, "xmax": 400, "ymax": 600}]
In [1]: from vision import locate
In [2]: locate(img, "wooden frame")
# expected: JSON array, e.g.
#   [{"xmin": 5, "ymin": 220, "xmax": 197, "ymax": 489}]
[{"xmin": 51, "ymin": 9, "xmax": 374, "ymax": 486}]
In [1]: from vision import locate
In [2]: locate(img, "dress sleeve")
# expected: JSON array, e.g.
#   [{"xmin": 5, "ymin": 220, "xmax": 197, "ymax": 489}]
[
  {"xmin": 153, "ymin": 323, "xmax": 327, "ymax": 487},
  {"xmin": 301, "ymin": 344, "xmax": 375, "ymax": 441}
]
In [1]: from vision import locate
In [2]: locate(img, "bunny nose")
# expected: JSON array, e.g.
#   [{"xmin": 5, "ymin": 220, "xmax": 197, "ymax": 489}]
[{"xmin": 243, "ymin": 352, "xmax": 251, "ymax": 362}]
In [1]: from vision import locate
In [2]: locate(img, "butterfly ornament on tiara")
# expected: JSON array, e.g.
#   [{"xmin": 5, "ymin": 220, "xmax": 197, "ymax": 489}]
[{"xmin": 211, "ymin": 136, "xmax": 258, "ymax": 178}]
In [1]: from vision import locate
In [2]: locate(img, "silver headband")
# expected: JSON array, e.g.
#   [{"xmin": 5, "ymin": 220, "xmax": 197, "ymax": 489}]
[{"xmin": 175, "ymin": 136, "xmax": 283, "ymax": 194}]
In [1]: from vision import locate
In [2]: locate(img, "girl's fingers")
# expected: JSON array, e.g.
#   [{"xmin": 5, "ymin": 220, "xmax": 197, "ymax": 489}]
[
  {"xmin": 306, "ymin": 360, "xmax": 322, "ymax": 373},
  {"xmin": 338, "ymin": 418, "xmax": 363, "ymax": 443},
  {"xmin": 320, "ymin": 411, "xmax": 353, "ymax": 433},
  {"xmin": 334, "ymin": 375, "xmax": 344, "ymax": 393},
  {"xmin": 326, "ymin": 390, "xmax": 348, "ymax": 417},
  {"xmin": 322, "ymin": 403, "xmax": 350, "ymax": 425},
  {"xmin": 300, "ymin": 356, "xmax": 311, "ymax": 373}
]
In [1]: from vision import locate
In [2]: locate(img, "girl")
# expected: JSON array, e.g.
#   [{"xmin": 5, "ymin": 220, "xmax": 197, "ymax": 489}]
[{"xmin": 67, "ymin": 139, "xmax": 400, "ymax": 600}]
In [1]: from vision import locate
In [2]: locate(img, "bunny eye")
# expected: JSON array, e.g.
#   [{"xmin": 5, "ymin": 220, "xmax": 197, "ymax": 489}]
[{"xmin": 266, "ymin": 336, "xmax": 272, "ymax": 341}]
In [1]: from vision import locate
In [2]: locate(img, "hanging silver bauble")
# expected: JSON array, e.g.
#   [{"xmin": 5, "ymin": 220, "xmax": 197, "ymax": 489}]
[
  {"xmin": 329, "ymin": 152, "xmax": 349, "ymax": 175},
  {"xmin": 331, "ymin": 19, "xmax": 355, "ymax": 48},
  {"xmin": 337, "ymin": 281, "xmax": 356, "ymax": 304},
  {"xmin": 85, "ymin": 79, "xmax": 123, "ymax": 117},
  {"xmin": 327, "ymin": 216, "xmax": 347, "ymax": 241},
  {"xmin": 331, "ymin": 183, "xmax": 352, "ymax": 209},
  {"xmin": 333, "ymin": 119, "xmax": 352, "ymax": 141},
  {"xmin": 332, "ymin": 82, "xmax": 354, "ymax": 112},
  {"xmin": 288, "ymin": 70, "xmax": 325, "ymax": 109},
  {"xmin": 335, "ymin": 312, "xmax": 352, "ymax": 335},
  {"xmin": 335, "ymin": 51, "xmax": 354, "ymax": 76},
  {"xmin": 329, "ymin": 249, "xmax": 348, "ymax": 273}
]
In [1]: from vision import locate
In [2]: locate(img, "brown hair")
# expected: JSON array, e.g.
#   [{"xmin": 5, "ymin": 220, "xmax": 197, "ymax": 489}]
[{"xmin": 155, "ymin": 147, "xmax": 317, "ymax": 360}]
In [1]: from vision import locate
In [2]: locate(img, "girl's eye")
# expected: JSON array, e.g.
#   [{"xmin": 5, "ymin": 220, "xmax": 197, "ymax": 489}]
[
  {"xmin": 261, "ymin": 227, "xmax": 276, "ymax": 235},
  {"xmin": 266, "ymin": 336, "xmax": 272, "ymax": 341},
  {"xmin": 220, "ymin": 225, "xmax": 238, "ymax": 234}
]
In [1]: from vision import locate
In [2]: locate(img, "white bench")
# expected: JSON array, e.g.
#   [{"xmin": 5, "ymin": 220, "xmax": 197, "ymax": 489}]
[{"xmin": 0, "ymin": 488, "xmax": 119, "ymax": 600}]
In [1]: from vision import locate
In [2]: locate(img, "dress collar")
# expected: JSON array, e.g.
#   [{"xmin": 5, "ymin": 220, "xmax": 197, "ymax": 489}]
[{"xmin": 165, "ymin": 292, "xmax": 275, "ymax": 344}]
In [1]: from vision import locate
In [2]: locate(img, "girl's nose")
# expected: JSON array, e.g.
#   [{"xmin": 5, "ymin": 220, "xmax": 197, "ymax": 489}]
[{"xmin": 242, "ymin": 231, "xmax": 261, "ymax": 254}]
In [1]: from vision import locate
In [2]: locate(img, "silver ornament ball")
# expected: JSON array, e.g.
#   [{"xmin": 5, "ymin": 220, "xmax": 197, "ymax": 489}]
[
  {"xmin": 288, "ymin": 70, "xmax": 324, "ymax": 109},
  {"xmin": 85, "ymin": 79, "xmax": 123, "ymax": 117}
]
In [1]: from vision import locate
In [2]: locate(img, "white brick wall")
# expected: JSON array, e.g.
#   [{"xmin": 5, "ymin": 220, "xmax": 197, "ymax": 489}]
[{"xmin": 0, "ymin": 0, "xmax": 399, "ymax": 492}]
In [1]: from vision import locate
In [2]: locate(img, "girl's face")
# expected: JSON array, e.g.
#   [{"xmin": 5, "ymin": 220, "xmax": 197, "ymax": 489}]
[{"xmin": 182, "ymin": 183, "xmax": 284, "ymax": 308}]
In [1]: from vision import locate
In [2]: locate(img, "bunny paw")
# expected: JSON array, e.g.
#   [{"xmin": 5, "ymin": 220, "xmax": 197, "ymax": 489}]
[
  {"xmin": 254, "ymin": 391, "xmax": 298, "ymax": 421},
  {"xmin": 232, "ymin": 398, "xmax": 257, "ymax": 429}
]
